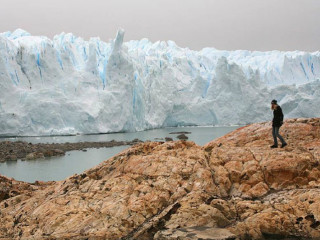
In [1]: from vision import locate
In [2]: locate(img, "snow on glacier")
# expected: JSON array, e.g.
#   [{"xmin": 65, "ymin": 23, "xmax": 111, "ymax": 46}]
[{"xmin": 0, "ymin": 28, "xmax": 319, "ymax": 136}]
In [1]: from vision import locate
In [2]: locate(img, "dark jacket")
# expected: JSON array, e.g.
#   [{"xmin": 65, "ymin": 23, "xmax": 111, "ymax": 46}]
[{"xmin": 272, "ymin": 105, "xmax": 284, "ymax": 127}]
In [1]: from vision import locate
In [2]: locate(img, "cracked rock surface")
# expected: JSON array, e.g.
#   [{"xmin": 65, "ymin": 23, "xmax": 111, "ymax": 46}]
[{"xmin": 0, "ymin": 118, "xmax": 319, "ymax": 239}]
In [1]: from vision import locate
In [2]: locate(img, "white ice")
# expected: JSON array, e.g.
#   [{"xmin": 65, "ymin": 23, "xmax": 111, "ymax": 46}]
[{"xmin": 0, "ymin": 29, "xmax": 319, "ymax": 136}]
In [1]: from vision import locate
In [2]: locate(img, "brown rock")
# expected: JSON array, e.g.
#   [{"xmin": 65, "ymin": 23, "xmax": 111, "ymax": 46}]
[
  {"xmin": 9, "ymin": 155, "xmax": 17, "ymax": 161},
  {"xmin": 35, "ymin": 152, "xmax": 45, "ymax": 159},
  {"xmin": 0, "ymin": 139, "xmax": 142, "ymax": 162},
  {"xmin": 0, "ymin": 118, "xmax": 319, "ymax": 239},
  {"xmin": 53, "ymin": 149, "xmax": 65, "ymax": 155},
  {"xmin": 43, "ymin": 150, "xmax": 54, "ymax": 157},
  {"xmin": 25, "ymin": 152, "xmax": 36, "ymax": 160},
  {"xmin": 177, "ymin": 134, "xmax": 188, "ymax": 140},
  {"xmin": 154, "ymin": 226, "xmax": 237, "ymax": 240},
  {"xmin": 0, "ymin": 175, "xmax": 51, "ymax": 203},
  {"xmin": 4, "ymin": 155, "xmax": 17, "ymax": 161},
  {"xmin": 165, "ymin": 137, "xmax": 174, "ymax": 142}
]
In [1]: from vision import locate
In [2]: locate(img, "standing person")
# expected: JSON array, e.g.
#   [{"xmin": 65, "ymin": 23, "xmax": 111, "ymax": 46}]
[{"xmin": 270, "ymin": 99, "xmax": 287, "ymax": 148}]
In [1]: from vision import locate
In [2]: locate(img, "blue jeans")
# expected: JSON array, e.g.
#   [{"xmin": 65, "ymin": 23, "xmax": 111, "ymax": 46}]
[{"xmin": 272, "ymin": 126, "xmax": 286, "ymax": 146}]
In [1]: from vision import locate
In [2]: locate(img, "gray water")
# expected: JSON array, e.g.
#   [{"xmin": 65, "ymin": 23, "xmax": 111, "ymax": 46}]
[
  {"xmin": 0, "ymin": 126, "xmax": 239, "ymax": 182},
  {"xmin": 1, "ymin": 126, "xmax": 239, "ymax": 146},
  {"xmin": 0, "ymin": 146, "xmax": 128, "ymax": 182}
]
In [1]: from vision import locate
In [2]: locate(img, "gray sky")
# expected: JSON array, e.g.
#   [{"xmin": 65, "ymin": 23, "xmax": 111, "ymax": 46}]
[{"xmin": 0, "ymin": 0, "xmax": 319, "ymax": 51}]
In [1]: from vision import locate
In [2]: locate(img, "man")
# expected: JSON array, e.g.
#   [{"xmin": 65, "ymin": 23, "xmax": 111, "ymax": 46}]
[{"xmin": 270, "ymin": 99, "xmax": 287, "ymax": 148}]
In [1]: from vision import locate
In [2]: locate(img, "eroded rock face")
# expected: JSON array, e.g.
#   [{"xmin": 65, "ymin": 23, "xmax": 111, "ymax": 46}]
[
  {"xmin": 0, "ymin": 175, "xmax": 50, "ymax": 203},
  {"xmin": 0, "ymin": 118, "xmax": 319, "ymax": 239}
]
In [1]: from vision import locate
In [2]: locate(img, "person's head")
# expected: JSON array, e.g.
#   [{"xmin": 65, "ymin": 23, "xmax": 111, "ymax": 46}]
[{"xmin": 271, "ymin": 99, "xmax": 278, "ymax": 110}]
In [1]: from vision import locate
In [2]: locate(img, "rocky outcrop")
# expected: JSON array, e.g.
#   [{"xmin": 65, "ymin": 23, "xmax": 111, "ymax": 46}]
[
  {"xmin": 0, "ymin": 118, "xmax": 319, "ymax": 239},
  {"xmin": 0, "ymin": 175, "xmax": 51, "ymax": 203},
  {"xmin": 0, "ymin": 139, "xmax": 142, "ymax": 162},
  {"xmin": 176, "ymin": 134, "xmax": 189, "ymax": 140}
]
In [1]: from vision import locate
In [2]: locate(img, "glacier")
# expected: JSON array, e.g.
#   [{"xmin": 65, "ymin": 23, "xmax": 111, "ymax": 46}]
[{"xmin": 0, "ymin": 28, "xmax": 320, "ymax": 136}]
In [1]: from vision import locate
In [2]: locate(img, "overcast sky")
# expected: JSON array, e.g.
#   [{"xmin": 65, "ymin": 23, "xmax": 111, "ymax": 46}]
[{"xmin": 0, "ymin": 0, "xmax": 319, "ymax": 51}]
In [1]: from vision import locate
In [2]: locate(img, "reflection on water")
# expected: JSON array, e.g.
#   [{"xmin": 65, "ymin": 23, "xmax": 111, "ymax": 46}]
[{"xmin": 0, "ymin": 126, "xmax": 240, "ymax": 182}]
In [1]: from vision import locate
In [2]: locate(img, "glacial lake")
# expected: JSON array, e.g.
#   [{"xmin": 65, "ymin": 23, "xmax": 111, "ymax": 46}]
[{"xmin": 0, "ymin": 126, "xmax": 239, "ymax": 182}]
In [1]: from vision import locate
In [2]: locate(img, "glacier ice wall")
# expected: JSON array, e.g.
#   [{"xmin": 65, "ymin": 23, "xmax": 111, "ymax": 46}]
[{"xmin": 0, "ymin": 29, "xmax": 320, "ymax": 136}]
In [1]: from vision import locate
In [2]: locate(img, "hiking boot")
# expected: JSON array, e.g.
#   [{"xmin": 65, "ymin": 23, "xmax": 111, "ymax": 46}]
[
  {"xmin": 270, "ymin": 145, "xmax": 278, "ymax": 148},
  {"xmin": 281, "ymin": 143, "xmax": 287, "ymax": 148}
]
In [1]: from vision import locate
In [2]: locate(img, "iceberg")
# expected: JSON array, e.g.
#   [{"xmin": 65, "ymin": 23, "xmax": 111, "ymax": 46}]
[{"xmin": 0, "ymin": 29, "xmax": 320, "ymax": 136}]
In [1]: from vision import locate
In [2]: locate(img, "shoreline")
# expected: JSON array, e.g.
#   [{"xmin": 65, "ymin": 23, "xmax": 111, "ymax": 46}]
[
  {"xmin": 0, "ymin": 131, "xmax": 195, "ymax": 163},
  {"xmin": 0, "ymin": 124, "xmax": 243, "ymax": 139},
  {"xmin": 0, "ymin": 139, "xmax": 143, "ymax": 163}
]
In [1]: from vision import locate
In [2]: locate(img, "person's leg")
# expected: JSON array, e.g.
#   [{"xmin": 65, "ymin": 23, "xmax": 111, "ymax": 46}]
[
  {"xmin": 275, "ymin": 127, "xmax": 286, "ymax": 145},
  {"xmin": 272, "ymin": 126, "xmax": 278, "ymax": 146}
]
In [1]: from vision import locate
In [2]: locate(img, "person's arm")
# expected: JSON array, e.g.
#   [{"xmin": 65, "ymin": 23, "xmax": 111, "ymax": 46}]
[{"xmin": 279, "ymin": 108, "xmax": 284, "ymax": 125}]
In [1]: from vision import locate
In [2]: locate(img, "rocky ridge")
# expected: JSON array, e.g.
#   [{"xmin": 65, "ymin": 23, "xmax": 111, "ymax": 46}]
[{"xmin": 0, "ymin": 118, "xmax": 319, "ymax": 239}]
